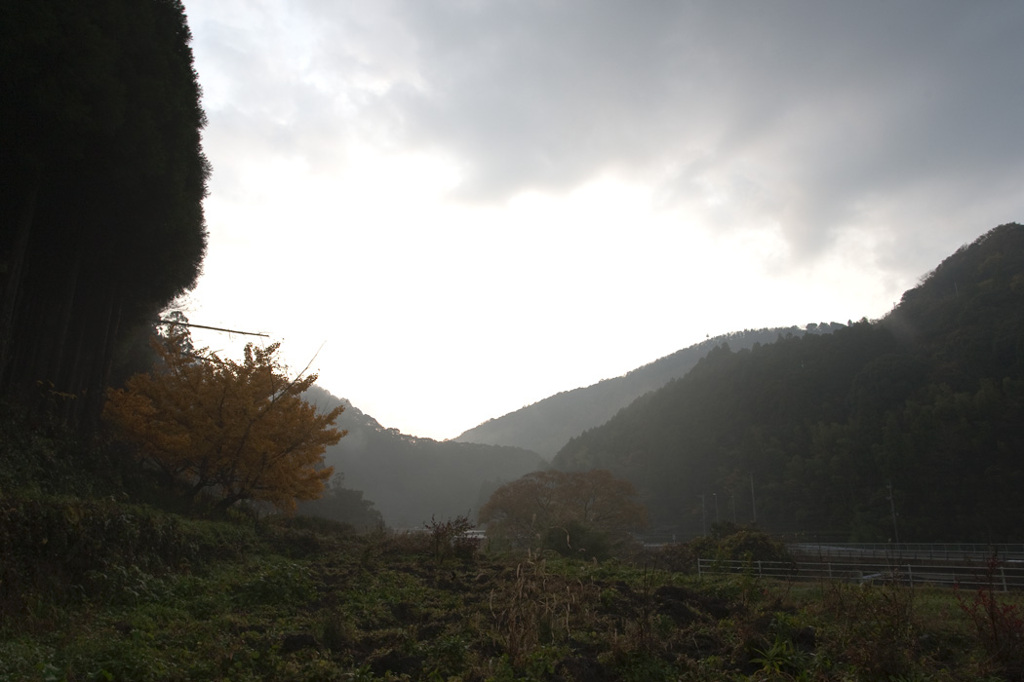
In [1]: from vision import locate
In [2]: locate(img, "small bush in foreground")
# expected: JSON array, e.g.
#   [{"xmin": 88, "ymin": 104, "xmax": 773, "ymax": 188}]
[{"xmin": 955, "ymin": 556, "xmax": 1024, "ymax": 679}]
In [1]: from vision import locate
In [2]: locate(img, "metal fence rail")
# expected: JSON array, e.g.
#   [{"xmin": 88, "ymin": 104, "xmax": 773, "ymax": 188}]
[
  {"xmin": 697, "ymin": 557, "xmax": 1024, "ymax": 591},
  {"xmin": 788, "ymin": 543, "xmax": 1024, "ymax": 561}
]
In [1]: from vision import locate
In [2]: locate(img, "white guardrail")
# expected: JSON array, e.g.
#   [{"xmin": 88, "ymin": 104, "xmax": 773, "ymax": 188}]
[
  {"xmin": 787, "ymin": 542, "xmax": 1024, "ymax": 561},
  {"xmin": 697, "ymin": 557, "xmax": 1024, "ymax": 591}
]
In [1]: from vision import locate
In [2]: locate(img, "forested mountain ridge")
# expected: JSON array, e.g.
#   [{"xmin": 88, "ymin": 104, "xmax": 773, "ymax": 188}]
[
  {"xmin": 455, "ymin": 325, "xmax": 846, "ymax": 459},
  {"xmin": 552, "ymin": 223, "xmax": 1024, "ymax": 543},
  {"xmin": 303, "ymin": 386, "xmax": 545, "ymax": 528}
]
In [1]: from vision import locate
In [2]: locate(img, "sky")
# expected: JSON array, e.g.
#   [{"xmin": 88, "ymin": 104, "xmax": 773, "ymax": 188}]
[{"xmin": 178, "ymin": 1, "xmax": 1024, "ymax": 441}]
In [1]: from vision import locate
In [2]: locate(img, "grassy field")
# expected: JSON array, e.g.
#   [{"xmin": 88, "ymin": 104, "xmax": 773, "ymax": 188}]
[
  {"xmin": 1, "ymin": 418, "xmax": 1022, "ymax": 680},
  {"xmin": 2, "ymin": 508, "xmax": 1023, "ymax": 681}
]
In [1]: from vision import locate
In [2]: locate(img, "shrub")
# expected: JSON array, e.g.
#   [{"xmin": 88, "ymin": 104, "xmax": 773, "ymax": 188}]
[
  {"xmin": 955, "ymin": 556, "xmax": 1024, "ymax": 676},
  {"xmin": 0, "ymin": 499, "xmax": 264, "ymax": 624},
  {"xmin": 689, "ymin": 526, "xmax": 792, "ymax": 565},
  {"xmin": 542, "ymin": 520, "xmax": 611, "ymax": 560},
  {"xmin": 425, "ymin": 515, "xmax": 479, "ymax": 564}
]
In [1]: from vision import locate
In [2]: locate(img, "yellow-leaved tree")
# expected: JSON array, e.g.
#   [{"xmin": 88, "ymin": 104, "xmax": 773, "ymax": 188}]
[{"xmin": 103, "ymin": 327, "xmax": 345, "ymax": 512}]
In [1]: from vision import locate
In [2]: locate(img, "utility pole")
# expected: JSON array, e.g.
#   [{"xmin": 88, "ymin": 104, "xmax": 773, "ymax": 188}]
[
  {"xmin": 884, "ymin": 481, "xmax": 901, "ymax": 544},
  {"xmin": 750, "ymin": 472, "xmax": 758, "ymax": 525},
  {"xmin": 699, "ymin": 495, "xmax": 707, "ymax": 536},
  {"xmin": 887, "ymin": 480, "xmax": 900, "ymax": 545}
]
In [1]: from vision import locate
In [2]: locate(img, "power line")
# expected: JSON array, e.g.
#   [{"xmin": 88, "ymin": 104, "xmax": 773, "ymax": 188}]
[{"xmin": 158, "ymin": 319, "xmax": 269, "ymax": 337}]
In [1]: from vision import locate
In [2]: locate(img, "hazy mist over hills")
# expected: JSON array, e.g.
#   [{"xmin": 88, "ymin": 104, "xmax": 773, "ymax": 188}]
[
  {"xmin": 298, "ymin": 223, "xmax": 1024, "ymax": 544},
  {"xmin": 302, "ymin": 386, "xmax": 544, "ymax": 528},
  {"xmin": 302, "ymin": 326, "xmax": 847, "ymax": 525},
  {"xmin": 455, "ymin": 325, "xmax": 847, "ymax": 459},
  {"xmin": 307, "ymin": 325, "xmax": 849, "ymax": 526},
  {"xmin": 552, "ymin": 223, "xmax": 1024, "ymax": 542}
]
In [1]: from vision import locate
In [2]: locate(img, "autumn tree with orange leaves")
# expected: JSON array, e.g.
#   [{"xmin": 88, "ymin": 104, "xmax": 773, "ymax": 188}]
[
  {"xmin": 479, "ymin": 469, "xmax": 646, "ymax": 558},
  {"xmin": 103, "ymin": 327, "xmax": 345, "ymax": 512}
]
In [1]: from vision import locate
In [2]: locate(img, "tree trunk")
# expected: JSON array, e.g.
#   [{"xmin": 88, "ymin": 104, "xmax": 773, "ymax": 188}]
[
  {"xmin": 50, "ymin": 250, "xmax": 82, "ymax": 388},
  {"xmin": 81, "ymin": 291, "xmax": 123, "ymax": 434},
  {"xmin": 0, "ymin": 165, "xmax": 41, "ymax": 392},
  {"xmin": 214, "ymin": 492, "xmax": 249, "ymax": 514}
]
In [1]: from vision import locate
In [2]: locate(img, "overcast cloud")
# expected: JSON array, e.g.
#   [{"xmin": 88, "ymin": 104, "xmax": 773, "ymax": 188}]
[
  {"xmin": 182, "ymin": 1, "xmax": 1024, "ymax": 439},
  {"xmin": 273, "ymin": 1, "xmax": 1024, "ymax": 260}
]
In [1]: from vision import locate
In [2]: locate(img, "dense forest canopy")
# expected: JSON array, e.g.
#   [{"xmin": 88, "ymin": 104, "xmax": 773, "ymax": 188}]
[
  {"xmin": 554, "ymin": 224, "xmax": 1024, "ymax": 543},
  {"xmin": 456, "ymin": 324, "xmax": 847, "ymax": 459},
  {"xmin": 0, "ymin": 0, "xmax": 209, "ymax": 424}
]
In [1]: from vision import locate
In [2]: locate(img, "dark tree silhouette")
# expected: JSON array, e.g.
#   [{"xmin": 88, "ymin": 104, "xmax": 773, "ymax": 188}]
[{"xmin": 0, "ymin": 0, "xmax": 209, "ymax": 426}]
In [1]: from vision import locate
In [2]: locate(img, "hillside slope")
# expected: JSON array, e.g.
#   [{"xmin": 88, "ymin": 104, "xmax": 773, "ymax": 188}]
[
  {"xmin": 304, "ymin": 386, "xmax": 545, "ymax": 528},
  {"xmin": 553, "ymin": 223, "xmax": 1024, "ymax": 543},
  {"xmin": 455, "ymin": 325, "xmax": 845, "ymax": 459}
]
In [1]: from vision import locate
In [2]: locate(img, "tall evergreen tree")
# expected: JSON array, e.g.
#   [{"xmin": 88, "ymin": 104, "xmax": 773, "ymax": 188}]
[{"xmin": 0, "ymin": 0, "xmax": 209, "ymax": 425}]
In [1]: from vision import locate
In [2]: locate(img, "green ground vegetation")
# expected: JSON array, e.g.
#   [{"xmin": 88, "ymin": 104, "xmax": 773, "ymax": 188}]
[{"xmin": 2, "ymin": 416, "xmax": 1023, "ymax": 681}]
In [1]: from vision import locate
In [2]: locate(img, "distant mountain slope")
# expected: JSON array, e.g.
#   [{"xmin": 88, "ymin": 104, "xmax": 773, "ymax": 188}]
[
  {"xmin": 455, "ymin": 325, "xmax": 845, "ymax": 459},
  {"xmin": 303, "ymin": 386, "xmax": 545, "ymax": 528},
  {"xmin": 552, "ymin": 223, "xmax": 1024, "ymax": 543}
]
